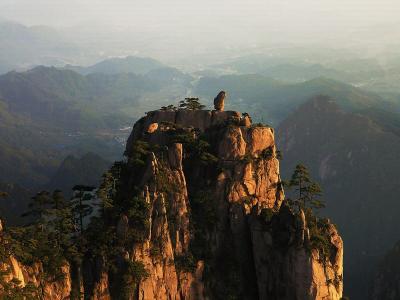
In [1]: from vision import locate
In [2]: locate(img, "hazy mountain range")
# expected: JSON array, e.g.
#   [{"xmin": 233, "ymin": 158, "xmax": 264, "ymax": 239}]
[
  {"xmin": 1, "ymin": 18, "xmax": 400, "ymax": 95},
  {"xmin": 0, "ymin": 20, "xmax": 82, "ymax": 73}
]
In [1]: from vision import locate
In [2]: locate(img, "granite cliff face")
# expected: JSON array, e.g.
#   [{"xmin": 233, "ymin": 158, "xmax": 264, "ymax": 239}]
[
  {"xmin": 0, "ymin": 108, "xmax": 343, "ymax": 299},
  {"xmin": 113, "ymin": 108, "xmax": 343, "ymax": 299}
]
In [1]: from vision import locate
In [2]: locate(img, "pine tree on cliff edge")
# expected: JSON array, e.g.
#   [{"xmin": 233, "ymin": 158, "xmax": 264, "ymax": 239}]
[{"xmin": 288, "ymin": 164, "xmax": 325, "ymax": 211}]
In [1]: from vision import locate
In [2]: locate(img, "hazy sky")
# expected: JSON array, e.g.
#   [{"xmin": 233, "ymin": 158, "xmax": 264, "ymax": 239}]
[
  {"xmin": 1, "ymin": 0, "xmax": 399, "ymax": 64},
  {"xmin": 1, "ymin": 0, "xmax": 399, "ymax": 32}
]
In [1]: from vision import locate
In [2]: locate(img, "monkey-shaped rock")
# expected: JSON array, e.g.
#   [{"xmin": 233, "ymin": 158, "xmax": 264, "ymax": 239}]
[{"xmin": 214, "ymin": 91, "xmax": 226, "ymax": 111}]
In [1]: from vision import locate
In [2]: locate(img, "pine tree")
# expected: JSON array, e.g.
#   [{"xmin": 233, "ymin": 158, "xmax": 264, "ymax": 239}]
[
  {"xmin": 21, "ymin": 191, "xmax": 52, "ymax": 224},
  {"xmin": 97, "ymin": 171, "xmax": 115, "ymax": 216},
  {"xmin": 288, "ymin": 164, "xmax": 324, "ymax": 211},
  {"xmin": 71, "ymin": 185, "xmax": 95, "ymax": 235},
  {"xmin": 51, "ymin": 190, "xmax": 67, "ymax": 210},
  {"xmin": 129, "ymin": 141, "xmax": 151, "ymax": 166},
  {"xmin": 97, "ymin": 162, "xmax": 123, "ymax": 218},
  {"xmin": 97, "ymin": 162, "xmax": 122, "ymax": 216},
  {"xmin": 47, "ymin": 191, "xmax": 78, "ymax": 261}
]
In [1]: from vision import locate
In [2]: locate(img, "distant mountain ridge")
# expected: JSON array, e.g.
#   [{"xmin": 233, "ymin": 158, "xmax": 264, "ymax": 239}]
[{"xmin": 64, "ymin": 56, "xmax": 166, "ymax": 75}]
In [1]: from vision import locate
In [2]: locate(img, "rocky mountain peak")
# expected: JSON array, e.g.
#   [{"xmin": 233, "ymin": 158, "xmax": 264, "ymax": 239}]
[
  {"xmin": 117, "ymin": 105, "xmax": 343, "ymax": 299},
  {"xmin": 0, "ymin": 103, "xmax": 343, "ymax": 300}
]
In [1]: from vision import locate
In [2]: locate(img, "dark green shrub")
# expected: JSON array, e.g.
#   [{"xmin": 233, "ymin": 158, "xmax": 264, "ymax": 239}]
[
  {"xmin": 129, "ymin": 141, "xmax": 151, "ymax": 167},
  {"xmin": 119, "ymin": 260, "xmax": 149, "ymax": 300},
  {"xmin": 260, "ymin": 147, "xmax": 273, "ymax": 159},
  {"xmin": 175, "ymin": 253, "xmax": 197, "ymax": 273},
  {"xmin": 260, "ymin": 208, "xmax": 275, "ymax": 222},
  {"xmin": 160, "ymin": 104, "xmax": 177, "ymax": 111}
]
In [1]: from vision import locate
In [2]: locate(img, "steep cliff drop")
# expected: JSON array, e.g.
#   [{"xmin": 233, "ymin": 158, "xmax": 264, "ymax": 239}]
[{"xmin": 0, "ymin": 105, "xmax": 343, "ymax": 299}]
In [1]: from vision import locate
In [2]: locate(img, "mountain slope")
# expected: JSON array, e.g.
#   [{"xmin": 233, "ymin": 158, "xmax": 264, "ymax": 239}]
[
  {"xmin": 277, "ymin": 96, "xmax": 400, "ymax": 299},
  {"xmin": 369, "ymin": 241, "xmax": 400, "ymax": 299},
  {"xmin": 46, "ymin": 153, "xmax": 111, "ymax": 195},
  {"xmin": 0, "ymin": 66, "xmax": 159, "ymax": 128},
  {"xmin": 0, "ymin": 99, "xmax": 62, "ymax": 186}
]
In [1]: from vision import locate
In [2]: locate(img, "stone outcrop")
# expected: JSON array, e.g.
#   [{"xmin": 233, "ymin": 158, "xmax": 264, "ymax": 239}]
[{"xmin": 213, "ymin": 91, "xmax": 226, "ymax": 111}]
